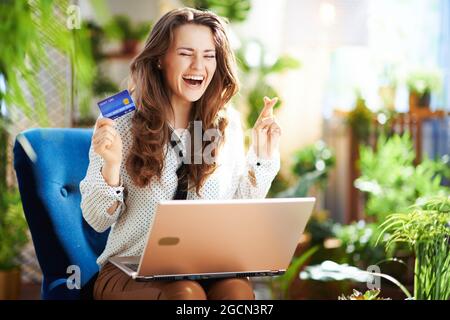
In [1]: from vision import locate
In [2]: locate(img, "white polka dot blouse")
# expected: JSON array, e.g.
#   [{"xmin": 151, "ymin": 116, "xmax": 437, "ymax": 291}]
[{"xmin": 80, "ymin": 107, "xmax": 280, "ymax": 268}]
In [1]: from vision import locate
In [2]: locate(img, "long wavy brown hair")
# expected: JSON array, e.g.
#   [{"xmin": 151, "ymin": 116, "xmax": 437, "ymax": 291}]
[{"xmin": 126, "ymin": 7, "xmax": 239, "ymax": 195}]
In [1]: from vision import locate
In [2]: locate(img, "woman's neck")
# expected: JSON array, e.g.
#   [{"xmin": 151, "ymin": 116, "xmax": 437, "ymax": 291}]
[{"xmin": 168, "ymin": 95, "xmax": 193, "ymax": 130}]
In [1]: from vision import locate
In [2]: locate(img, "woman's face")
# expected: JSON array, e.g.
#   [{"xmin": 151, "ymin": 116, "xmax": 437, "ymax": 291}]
[{"xmin": 161, "ymin": 24, "xmax": 217, "ymax": 105}]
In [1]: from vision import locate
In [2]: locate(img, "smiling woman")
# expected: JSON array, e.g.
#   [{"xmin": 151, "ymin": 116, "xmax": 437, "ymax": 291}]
[{"xmin": 80, "ymin": 7, "xmax": 282, "ymax": 300}]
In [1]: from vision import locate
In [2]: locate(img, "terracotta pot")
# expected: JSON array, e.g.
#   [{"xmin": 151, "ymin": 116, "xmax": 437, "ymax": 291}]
[
  {"xmin": 409, "ymin": 92, "xmax": 431, "ymax": 111},
  {"xmin": 0, "ymin": 267, "xmax": 21, "ymax": 300}
]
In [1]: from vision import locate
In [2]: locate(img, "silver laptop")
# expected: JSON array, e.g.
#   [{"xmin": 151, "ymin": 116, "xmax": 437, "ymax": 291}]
[{"xmin": 108, "ymin": 197, "xmax": 315, "ymax": 281}]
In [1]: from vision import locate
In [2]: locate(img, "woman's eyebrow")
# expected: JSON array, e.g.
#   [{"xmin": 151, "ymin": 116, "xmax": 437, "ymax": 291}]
[{"xmin": 176, "ymin": 47, "xmax": 216, "ymax": 53}]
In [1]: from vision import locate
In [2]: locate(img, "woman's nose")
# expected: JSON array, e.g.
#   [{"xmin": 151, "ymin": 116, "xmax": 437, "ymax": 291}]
[{"xmin": 191, "ymin": 55, "xmax": 204, "ymax": 70}]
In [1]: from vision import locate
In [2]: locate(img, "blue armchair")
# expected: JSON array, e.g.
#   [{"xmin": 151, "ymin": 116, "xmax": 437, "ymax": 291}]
[{"xmin": 13, "ymin": 128, "xmax": 109, "ymax": 300}]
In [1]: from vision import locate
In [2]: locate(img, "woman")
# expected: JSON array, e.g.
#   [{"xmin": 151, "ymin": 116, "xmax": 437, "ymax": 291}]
[{"xmin": 80, "ymin": 7, "xmax": 281, "ymax": 300}]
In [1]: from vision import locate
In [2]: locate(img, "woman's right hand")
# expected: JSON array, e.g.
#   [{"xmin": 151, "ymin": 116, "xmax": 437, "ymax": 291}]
[{"xmin": 93, "ymin": 118, "xmax": 123, "ymax": 166}]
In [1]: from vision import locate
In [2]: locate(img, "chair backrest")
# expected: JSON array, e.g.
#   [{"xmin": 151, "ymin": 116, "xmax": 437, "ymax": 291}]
[{"xmin": 13, "ymin": 128, "xmax": 109, "ymax": 300}]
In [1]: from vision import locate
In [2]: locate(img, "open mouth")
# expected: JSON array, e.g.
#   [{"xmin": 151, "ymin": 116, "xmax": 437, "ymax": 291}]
[{"xmin": 182, "ymin": 75, "xmax": 205, "ymax": 88}]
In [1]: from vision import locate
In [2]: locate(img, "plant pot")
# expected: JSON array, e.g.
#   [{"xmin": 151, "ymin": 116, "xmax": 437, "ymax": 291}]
[
  {"xmin": 0, "ymin": 267, "xmax": 21, "ymax": 300},
  {"xmin": 121, "ymin": 39, "xmax": 139, "ymax": 55},
  {"xmin": 409, "ymin": 92, "xmax": 431, "ymax": 111}
]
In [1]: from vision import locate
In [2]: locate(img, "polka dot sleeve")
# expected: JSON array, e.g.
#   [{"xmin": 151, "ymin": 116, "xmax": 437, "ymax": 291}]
[{"xmin": 80, "ymin": 137, "xmax": 126, "ymax": 233}]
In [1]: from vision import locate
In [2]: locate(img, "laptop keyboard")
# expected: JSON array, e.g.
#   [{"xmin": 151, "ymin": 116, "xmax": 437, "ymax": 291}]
[{"xmin": 126, "ymin": 263, "xmax": 139, "ymax": 272}]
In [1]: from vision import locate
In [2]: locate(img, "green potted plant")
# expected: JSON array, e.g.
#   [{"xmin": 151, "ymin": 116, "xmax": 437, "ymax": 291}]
[
  {"xmin": 106, "ymin": 15, "xmax": 151, "ymax": 55},
  {"xmin": 339, "ymin": 289, "xmax": 390, "ymax": 300},
  {"xmin": 346, "ymin": 91, "xmax": 373, "ymax": 142},
  {"xmin": 379, "ymin": 196, "xmax": 450, "ymax": 300},
  {"xmin": 355, "ymin": 133, "xmax": 450, "ymax": 223},
  {"xmin": 355, "ymin": 133, "xmax": 449, "ymax": 286},
  {"xmin": 406, "ymin": 68, "xmax": 443, "ymax": 110}
]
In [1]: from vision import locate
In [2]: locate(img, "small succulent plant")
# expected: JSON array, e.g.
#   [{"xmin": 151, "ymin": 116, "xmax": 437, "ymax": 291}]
[{"xmin": 338, "ymin": 289, "xmax": 391, "ymax": 300}]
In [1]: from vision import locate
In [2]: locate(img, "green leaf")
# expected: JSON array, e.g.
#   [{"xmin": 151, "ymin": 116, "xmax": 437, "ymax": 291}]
[
  {"xmin": 266, "ymin": 56, "xmax": 301, "ymax": 75},
  {"xmin": 276, "ymin": 246, "xmax": 319, "ymax": 298}
]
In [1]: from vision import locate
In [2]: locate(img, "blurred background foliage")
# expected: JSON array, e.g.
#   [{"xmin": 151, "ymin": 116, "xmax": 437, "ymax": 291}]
[
  {"xmin": 0, "ymin": 0, "xmax": 95, "ymax": 126},
  {"xmin": 182, "ymin": 0, "xmax": 251, "ymax": 23},
  {"xmin": 235, "ymin": 40, "xmax": 301, "ymax": 128},
  {"xmin": 355, "ymin": 133, "xmax": 450, "ymax": 222},
  {"xmin": 276, "ymin": 140, "xmax": 335, "ymax": 198}
]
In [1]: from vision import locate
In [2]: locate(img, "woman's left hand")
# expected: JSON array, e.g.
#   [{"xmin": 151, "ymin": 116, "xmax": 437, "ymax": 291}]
[{"xmin": 251, "ymin": 96, "xmax": 281, "ymax": 159}]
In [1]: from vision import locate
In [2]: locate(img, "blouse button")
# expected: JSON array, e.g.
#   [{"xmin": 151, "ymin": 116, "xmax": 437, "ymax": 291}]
[{"xmin": 60, "ymin": 187, "xmax": 68, "ymax": 197}]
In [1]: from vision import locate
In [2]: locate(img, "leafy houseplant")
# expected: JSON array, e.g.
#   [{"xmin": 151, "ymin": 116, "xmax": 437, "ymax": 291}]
[
  {"xmin": 346, "ymin": 91, "xmax": 373, "ymax": 142},
  {"xmin": 355, "ymin": 133, "xmax": 450, "ymax": 223},
  {"xmin": 353, "ymin": 133, "xmax": 449, "ymax": 295},
  {"xmin": 338, "ymin": 289, "xmax": 390, "ymax": 300},
  {"xmin": 379, "ymin": 197, "xmax": 450, "ymax": 300},
  {"xmin": 406, "ymin": 68, "xmax": 443, "ymax": 110},
  {"xmin": 277, "ymin": 141, "xmax": 335, "ymax": 198},
  {"xmin": 291, "ymin": 141, "xmax": 335, "ymax": 191},
  {"xmin": 0, "ymin": 0, "xmax": 95, "ymax": 126}
]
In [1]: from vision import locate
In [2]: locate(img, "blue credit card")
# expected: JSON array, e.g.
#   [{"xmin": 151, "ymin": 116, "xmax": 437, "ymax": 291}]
[{"xmin": 97, "ymin": 90, "xmax": 136, "ymax": 119}]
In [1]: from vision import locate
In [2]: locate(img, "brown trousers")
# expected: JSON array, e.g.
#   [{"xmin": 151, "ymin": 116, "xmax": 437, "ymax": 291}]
[{"xmin": 94, "ymin": 263, "xmax": 255, "ymax": 300}]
